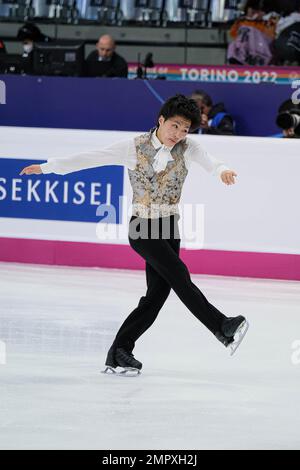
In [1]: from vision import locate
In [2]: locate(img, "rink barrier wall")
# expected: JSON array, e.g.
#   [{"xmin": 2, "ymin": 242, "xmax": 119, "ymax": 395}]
[
  {"xmin": 1, "ymin": 127, "xmax": 300, "ymax": 281},
  {"xmin": 0, "ymin": 238, "xmax": 299, "ymax": 281}
]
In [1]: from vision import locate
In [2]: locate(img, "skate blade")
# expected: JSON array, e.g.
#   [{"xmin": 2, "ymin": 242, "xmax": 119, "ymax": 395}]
[
  {"xmin": 101, "ymin": 366, "xmax": 141, "ymax": 377},
  {"xmin": 229, "ymin": 320, "xmax": 249, "ymax": 356}
]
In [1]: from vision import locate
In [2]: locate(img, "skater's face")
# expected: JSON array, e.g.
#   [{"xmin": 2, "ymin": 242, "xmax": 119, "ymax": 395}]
[{"xmin": 157, "ymin": 115, "xmax": 191, "ymax": 148}]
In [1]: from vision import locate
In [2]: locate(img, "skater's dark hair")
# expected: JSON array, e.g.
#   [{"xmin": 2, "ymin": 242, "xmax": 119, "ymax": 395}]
[{"xmin": 157, "ymin": 94, "xmax": 201, "ymax": 132}]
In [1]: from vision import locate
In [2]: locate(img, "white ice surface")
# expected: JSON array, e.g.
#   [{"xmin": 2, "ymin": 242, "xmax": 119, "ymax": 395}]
[{"xmin": 0, "ymin": 262, "xmax": 299, "ymax": 450}]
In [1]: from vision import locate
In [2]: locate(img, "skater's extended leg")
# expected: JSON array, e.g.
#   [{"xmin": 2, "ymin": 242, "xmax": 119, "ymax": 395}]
[
  {"xmin": 111, "ymin": 238, "xmax": 180, "ymax": 352},
  {"xmin": 129, "ymin": 237, "xmax": 227, "ymax": 335}
]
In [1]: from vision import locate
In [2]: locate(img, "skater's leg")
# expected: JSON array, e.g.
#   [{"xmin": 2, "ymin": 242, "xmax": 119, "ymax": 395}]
[
  {"xmin": 104, "ymin": 238, "xmax": 179, "ymax": 369},
  {"xmin": 111, "ymin": 238, "xmax": 180, "ymax": 352},
  {"xmin": 129, "ymin": 237, "xmax": 227, "ymax": 335}
]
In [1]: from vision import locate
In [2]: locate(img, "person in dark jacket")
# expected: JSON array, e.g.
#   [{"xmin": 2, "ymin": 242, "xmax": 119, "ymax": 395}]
[
  {"xmin": 17, "ymin": 22, "xmax": 50, "ymax": 57},
  {"xmin": 191, "ymin": 90, "xmax": 235, "ymax": 135},
  {"xmin": 85, "ymin": 34, "xmax": 128, "ymax": 78},
  {"xmin": 17, "ymin": 22, "xmax": 51, "ymax": 74}
]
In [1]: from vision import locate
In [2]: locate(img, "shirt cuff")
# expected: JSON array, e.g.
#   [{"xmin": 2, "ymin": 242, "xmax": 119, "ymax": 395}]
[
  {"xmin": 40, "ymin": 162, "xmax": 53, "ymax": 174},
  {"xmin": 215, "ymin": 164, "xmax": 230, "ymax": 177}
]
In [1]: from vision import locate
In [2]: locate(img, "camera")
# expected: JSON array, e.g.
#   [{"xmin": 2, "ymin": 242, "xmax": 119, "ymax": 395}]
[
  {"xmin": 276, "ymin": 99, "xmax": 300, "ymax": 137},
  {"xmin": 276, "ymin": 111, "xmax": 300, "ymax": 135}
]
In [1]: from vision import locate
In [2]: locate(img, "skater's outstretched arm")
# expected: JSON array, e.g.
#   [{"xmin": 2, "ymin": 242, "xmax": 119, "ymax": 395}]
[{"xmin": 20, "ymin": 139, "xmax": 136, "ymax": 176}]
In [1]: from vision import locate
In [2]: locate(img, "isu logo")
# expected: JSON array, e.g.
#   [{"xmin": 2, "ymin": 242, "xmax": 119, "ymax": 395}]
[{"xmin": 0, "ymin": 80, "xmax": 6, "ymax": 105}]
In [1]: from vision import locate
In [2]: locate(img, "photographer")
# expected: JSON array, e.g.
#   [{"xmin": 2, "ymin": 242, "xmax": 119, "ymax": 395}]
[
  {"xmin": 190, "ymin": 90, "xmax": 235, "ymax": 136},
  {"xmin": 275, "ymin": 99, "xmax": 300, "ymax": 138}
]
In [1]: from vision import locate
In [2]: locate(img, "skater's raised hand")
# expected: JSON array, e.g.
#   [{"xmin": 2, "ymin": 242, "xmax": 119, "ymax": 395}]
[
  {"xmin": 20, "ymin": 164, "xmax": 42, "ymax": 176},
  {"xmin": 221, "ymin": 170, "xmax": 237, "ymax": 185}
]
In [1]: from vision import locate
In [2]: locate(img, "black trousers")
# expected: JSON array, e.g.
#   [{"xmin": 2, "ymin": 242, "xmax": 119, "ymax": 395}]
[{"xmin": 111, "ymin": 215, "xmax": 227, "ymax": 353}]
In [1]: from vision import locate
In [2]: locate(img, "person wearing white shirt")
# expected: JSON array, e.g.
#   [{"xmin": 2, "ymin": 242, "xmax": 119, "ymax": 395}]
[{"xmin": 20, "ymin": 94, "xmax": 249, "ymax": 375}]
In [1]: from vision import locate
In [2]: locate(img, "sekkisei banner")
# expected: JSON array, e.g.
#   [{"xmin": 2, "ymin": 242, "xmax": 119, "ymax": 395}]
[{"xmin": 0, "ymin": 158, "xmax": 123, "ymax": 224}]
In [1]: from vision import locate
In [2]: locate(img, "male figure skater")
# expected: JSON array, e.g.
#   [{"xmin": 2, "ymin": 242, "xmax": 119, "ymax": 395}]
[{"xmin": 20, "ymin": 95, "xmax": 249, "ymax": 376}]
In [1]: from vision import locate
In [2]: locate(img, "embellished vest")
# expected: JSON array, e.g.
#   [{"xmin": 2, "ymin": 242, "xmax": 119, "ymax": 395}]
[{"xmin": 128, "ymin": 132, "xmax": 188, "ymax": 219}]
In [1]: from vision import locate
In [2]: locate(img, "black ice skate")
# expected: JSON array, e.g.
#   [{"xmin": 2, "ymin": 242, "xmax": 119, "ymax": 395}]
[
  {"xmin": 102, "ymin": 347, "xmax": 142, "ymax": 376},
  {"xmin": 216, "ymin": 315, "xmax": 249, "ymax": 356}
]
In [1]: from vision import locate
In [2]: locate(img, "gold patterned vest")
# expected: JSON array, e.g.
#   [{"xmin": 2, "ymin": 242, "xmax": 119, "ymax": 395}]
[{"xmin": 128, "ymin": 131, "xmax": 188, "ymax": 218}]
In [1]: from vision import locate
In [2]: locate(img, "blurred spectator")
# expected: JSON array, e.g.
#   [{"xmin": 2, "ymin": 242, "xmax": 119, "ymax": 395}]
[
  {"xmin": 17, "ymin": 22, "xmax": 51, "ymax": 58},
  {"xmin": 276, "ymin": 3, "xmax": 300, "ymax": 36},
  {"xmin": 191, "ymin": 90, "xmax": 235, "ymax": 136},
  {"xmin": 228, "ymin": 0, "xmax": 279, "ymax": 66},
  {"xmin": 85, "ymin": 35, "xmax": 128, "ymax": 78},
  {"xmin": 274, "ymin": 1, "xmax": 300, "ymax": 64},
  {"xmin": 0, "ymin": 39, "xmax": 6, "ymax": 54}
]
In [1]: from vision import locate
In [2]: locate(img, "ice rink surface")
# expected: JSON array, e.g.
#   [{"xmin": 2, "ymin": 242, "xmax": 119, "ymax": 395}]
[{"xmin": 0, "ymin": 261, "xmax": 299, "ymax": 450}]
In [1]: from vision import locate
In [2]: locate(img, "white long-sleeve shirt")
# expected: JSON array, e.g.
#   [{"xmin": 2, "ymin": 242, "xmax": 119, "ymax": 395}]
[{"xmin": 40, "ymin": 132, "xmax": 229, "ymax": 177}]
